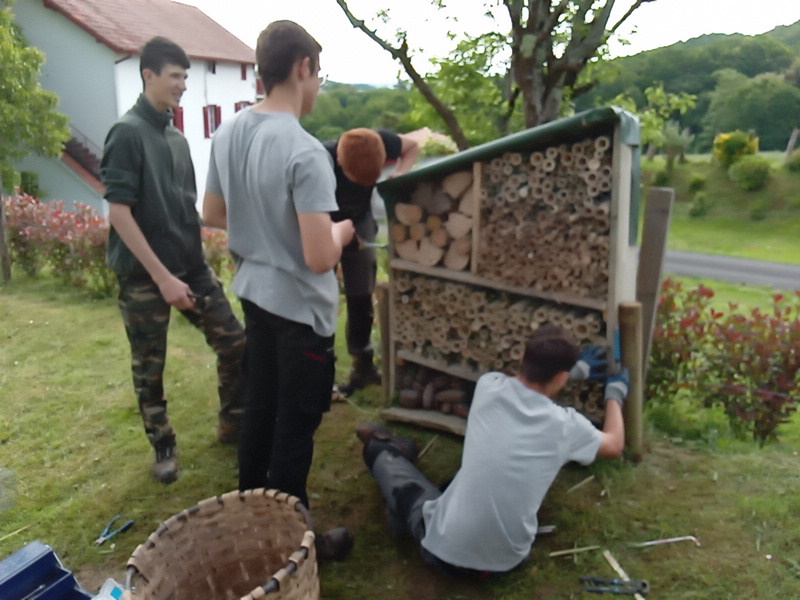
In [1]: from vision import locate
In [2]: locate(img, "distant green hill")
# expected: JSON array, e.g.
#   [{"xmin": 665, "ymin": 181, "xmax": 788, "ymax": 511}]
[{"xmin": 575, "ymin": 21, "xmax": 800, "ymax": 151}]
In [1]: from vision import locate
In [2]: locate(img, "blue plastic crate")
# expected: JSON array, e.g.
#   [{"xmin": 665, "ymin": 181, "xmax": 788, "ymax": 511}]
[{"xmin": 0, "ymin": 541, "xmax": 92, "ymax": 600}]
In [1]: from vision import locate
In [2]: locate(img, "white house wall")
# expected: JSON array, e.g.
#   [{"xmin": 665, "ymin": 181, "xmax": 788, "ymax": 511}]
[
  {"xmin": 12, "ymin": 0, "xmax": 258, "ymax": 212},
  {"xmin": 16, "ymin": 154, "xmax": 105, "ymax": 213}
]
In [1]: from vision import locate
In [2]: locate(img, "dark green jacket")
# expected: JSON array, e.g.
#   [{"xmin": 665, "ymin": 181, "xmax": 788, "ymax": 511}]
[{"xmin": 101, "ymin": 95, "xmax": 205, "ymax": 279}]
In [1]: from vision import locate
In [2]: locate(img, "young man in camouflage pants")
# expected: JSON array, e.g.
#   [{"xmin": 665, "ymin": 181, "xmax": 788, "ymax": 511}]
[{"xmin": 101, "ymin": 37, "xmax": 246, "ymax": 483}]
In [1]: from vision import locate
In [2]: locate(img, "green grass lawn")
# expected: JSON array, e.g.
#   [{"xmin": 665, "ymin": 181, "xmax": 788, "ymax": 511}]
[
  {"xmin": 1, "ymin": 274, "xmax": 799, "ymax": 599},
  {"xmin": 644, "ymin": 153, "xmax": 800, "ymax": 264}
]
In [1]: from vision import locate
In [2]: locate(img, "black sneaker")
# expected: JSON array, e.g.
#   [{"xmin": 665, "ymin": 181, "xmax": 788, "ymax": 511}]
[
  {"xmin": 356, "ymin": 422, "xmax": 419, "ymax": 469},
  {"xmin": 315, "ymin": 526, "xmax": 354, "ymax": 562}
]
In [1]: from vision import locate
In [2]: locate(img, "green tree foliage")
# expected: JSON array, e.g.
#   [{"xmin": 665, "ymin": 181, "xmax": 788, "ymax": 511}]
[
  {"xmin": 577, "ymin": 32, "xmax": 797, "ymax": 144},
  {"xmin": 606, "ymin": 84, "xmax": 696, "ymax": 155},
  {"xmin": 301, "ymin": 83, "xmax": 416, "ymax": 141},
  {"xmin": 405, "ymin": 32, "xmax": 523, "ymax": 146},
  {"xmin": 702, "ymin": 69, "xmax": 800, "ymax": 151},
  {"xmin": 0, "ymin": 1, "xmax": 70, "ymax": 174}
]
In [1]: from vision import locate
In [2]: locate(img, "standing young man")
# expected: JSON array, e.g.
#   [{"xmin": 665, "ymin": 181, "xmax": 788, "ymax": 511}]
[
  {"xmin": 357, "ymin": 325, "xmax": 628, "ymax": 575},
  {"xmin": 101, "ymin": 37, "xmax": 246, "ymax": 484},
  {"xmin": 323, "ymin": 128, "xmax": 422, "ymax": 397},
  {"xmin": 203, "ymin": 21, "xmax": 354, "ymax": 509}
]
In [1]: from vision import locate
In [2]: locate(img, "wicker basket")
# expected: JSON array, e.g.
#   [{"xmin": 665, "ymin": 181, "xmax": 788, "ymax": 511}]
[{"xmin": 123, "ymin": 489, "xmax": 319, "ymax": 600}]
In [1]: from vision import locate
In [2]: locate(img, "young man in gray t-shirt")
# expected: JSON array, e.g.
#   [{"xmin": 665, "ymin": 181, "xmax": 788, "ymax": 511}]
[
  {"xmin": 203, "ymin": 21, "xmax": 354, "ymax": 514},
  {"xmin": 357, "ymin": 325, "xmax": 628, "ymax": 575}
]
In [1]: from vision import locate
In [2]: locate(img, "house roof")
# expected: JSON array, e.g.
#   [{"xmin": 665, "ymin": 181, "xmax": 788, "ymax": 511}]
[{"xmin": 43, "ymin": 0, "xmax": 255, "ymax": 64}]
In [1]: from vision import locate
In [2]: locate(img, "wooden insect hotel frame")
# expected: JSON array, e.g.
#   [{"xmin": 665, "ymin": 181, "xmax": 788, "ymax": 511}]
[{"xmin": 375, "ymin": 107, "xmax": 642, "ymax": 439}]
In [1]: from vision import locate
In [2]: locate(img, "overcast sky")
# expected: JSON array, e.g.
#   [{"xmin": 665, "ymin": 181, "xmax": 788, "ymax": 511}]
[{"xmin": 180, "ymin": 0, "xmax": 800, "ymax": 86}]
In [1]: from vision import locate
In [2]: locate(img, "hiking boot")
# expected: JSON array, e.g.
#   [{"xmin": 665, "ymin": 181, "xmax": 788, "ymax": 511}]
[
  {"xmin": 339, "ymin": 352, "xmax": 382, "ymax": 396},
  {"xmin": 315, "ymin": 526, "xmax": 354, "ymax": 562},
  {"xmin": 357, "ymin": 422, "xmax": 418, "ymax": 469},
  {"xmin": 151, "ymin": 438, "xmax": 179, "ymax": 484},
  {"xmin": 217, "ymin": 417, "xmax": 240, "ymax": 444}
]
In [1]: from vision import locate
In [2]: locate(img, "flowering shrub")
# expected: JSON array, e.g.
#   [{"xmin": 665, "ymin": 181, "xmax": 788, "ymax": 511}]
[
  {"xmin": 201, "ymin": 226, "xmax": 235, "ymax": 278},
  {"xmin": 3, "ymin": 193, "xmax": 236, "ymax": 298},
  {"xmin": 712, "ymin": 130, "xmax": 759, "ymax": 168},
  {"xmin": 649, "ymin": 277, "xmax": 800, "ymax": 445},
  {"xmin": 3, "ymin": 193, "xmax": 115, "ymax": 297}
]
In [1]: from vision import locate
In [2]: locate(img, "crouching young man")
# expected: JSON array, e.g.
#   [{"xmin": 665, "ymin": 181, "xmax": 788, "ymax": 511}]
[{"xmin": 357, "ymin": 324, "xmax": 628, "ymax": 576}]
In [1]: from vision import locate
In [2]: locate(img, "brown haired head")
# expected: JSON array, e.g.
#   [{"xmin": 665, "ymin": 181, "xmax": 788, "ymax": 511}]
[
  {"xmin": 519, "ymin": 324, "xmax": 580, "ymax": 385},
  {"xmin": 256, "ymin": 20, "xmax": 321, "ymax": 95},
  {"xmin": 337, "ymin": 128, "xmax": 387, "ymax": 186}
]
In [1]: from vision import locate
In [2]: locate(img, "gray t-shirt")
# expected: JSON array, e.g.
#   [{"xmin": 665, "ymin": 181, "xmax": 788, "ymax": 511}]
[
  {"xmin": 421, "ymin": 372, "xmax": 602, "ymax": 571},
  {"xmin": 206, "ymin": 109, "xmax": 339, "ymax": 336}
]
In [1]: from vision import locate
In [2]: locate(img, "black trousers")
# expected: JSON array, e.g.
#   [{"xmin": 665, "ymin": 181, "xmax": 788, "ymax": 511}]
[{"xmin": 238, "ymin": 300, "xmax": 335, "ymax": 508}]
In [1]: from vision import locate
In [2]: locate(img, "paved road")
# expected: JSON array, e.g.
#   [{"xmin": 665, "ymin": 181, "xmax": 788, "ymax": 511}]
[{"xmin": 663, "ymin": 250, "xmax": 800, "ymax": 290}]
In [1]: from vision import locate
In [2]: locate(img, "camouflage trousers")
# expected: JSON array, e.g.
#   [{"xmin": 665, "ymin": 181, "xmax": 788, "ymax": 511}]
[{"xmin": 117, "ymin": 266, "xmax": 246, "ymax": 447}]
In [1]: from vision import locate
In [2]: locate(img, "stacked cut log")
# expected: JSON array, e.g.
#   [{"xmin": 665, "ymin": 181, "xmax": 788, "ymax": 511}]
[
  {"xmin": 395, "ymin": 363, "xmax": 475, "ymax": 418},
  {"xmin": 392, "ymin": 271, "xmax": 604, "ymax": 375},
  {"xmin": 391, "ymin": 170, "xmax": 475, "ymax": 270},
  {"xmin": 477, "ymin": 135, "xmax": 613, "ymax": 297},
  {"xmin": 393, "ymin": 343, "xmax": 606, "ymax": 423}
]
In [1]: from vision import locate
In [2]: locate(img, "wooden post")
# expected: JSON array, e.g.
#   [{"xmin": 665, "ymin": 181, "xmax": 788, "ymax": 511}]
[
  {"xmin": 636, "ymin": 187, "xmax": 674, "ymax": 378},
  {"xmin": 0, "ymin": 173, "xmax": 11, "ymax": 283},
  {"xmin": 619, "ymin": 301, "xmax": 643, "ymax": 459},
  {"xmin": 375, "ymin": 282, "xmax": 392, "ymax": 406}
]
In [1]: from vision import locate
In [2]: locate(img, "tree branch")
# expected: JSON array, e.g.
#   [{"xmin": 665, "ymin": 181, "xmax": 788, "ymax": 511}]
[{"xmin": 334, "ymin": 0, "xmax": 471, "ymax": 149}]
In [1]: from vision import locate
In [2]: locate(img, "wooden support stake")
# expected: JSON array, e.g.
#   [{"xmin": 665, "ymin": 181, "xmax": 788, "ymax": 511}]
[
  {"xmin": 636, "ymin": 187, "xmax": 674, "ymax": 379},
  {"xmin": 375, "ymin": 282, "xmax": 392, "ymax": 407},
  {"xmin": 619, "ymin": 302, "xmax": 644, "ymax": 459},
  {"xmin": 0, "ymin": 178, "xmax": 11, "ymax": 282}
]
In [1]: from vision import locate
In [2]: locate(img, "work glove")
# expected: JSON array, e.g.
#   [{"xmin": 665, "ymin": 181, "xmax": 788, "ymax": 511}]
[
  {"xmin": 604, "ymin": 368, "xmax": 630, "ymax": 408},
  {"xmin": 569, "ymin": 345, "xmax": 608, "ymax": 381}
]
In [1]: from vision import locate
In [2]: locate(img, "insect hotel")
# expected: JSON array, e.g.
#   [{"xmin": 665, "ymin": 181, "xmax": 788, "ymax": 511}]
[{"xmin": 375, "ymin": 107, "xmax": 644, "ymax": 444}]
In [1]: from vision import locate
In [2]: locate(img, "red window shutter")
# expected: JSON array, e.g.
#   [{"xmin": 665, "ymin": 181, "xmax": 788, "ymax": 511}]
[
  {"xmin": 172, "ymin": 106, "xmax": 184, "ymax": 132},
  {"xmin": 214, "ymin": 105, "xmax": 221, "ymax": 129},
  {"xmin": 203, "ymin": 105, "xmax": 211, "ymax": 138},
  {"xmin": 241, "ymin": 63, "xmax": 247, "ymax": 80},
  {"xmin": 256, "ymin": 78, "xmax": 264, "ymax": 97}
]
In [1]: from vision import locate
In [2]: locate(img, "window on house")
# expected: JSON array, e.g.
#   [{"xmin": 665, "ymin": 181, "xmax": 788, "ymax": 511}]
[
  {"xmin": 256, "ymin": 78, "xmax": 265, "ymax": 97},
  {"xmin": 203, "ymin": 105, "xmax": 221, "ymax": 138},
  {"xmin": 208, "ymin": 61, "xmax": 216, "ymax": 74},
  {"xmin": 234, "ymin": 101, "xmax": 252, "ymax": 112},
  {"xmin": 172, "ymin": 106, "xmax": 184, "ymax": 132},
  {"xmin": 240, "ymin": 63, "xmax": 248, "ymax": 80}
]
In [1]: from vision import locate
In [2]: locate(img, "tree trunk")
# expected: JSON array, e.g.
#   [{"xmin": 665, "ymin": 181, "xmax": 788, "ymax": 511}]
[
  {"xmin": 0, "ymin": 175, "xmax": 11, "ymax": 282},
  {"xmin": 786, "ymin": 127, "xmax": 799, "ymax": 157}
]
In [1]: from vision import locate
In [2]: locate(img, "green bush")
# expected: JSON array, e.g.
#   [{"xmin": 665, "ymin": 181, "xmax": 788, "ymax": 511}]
[
  {"xmin": 688, "ymin": 191, "xmax": 711, "ymax": 217},
  {"xmin": 712, "ymin": 130, "xmax": 758, "ymax": 168},
  {"xmin": 687, "ymin": 173, "xmax": 706, "ymax": 194},
  {"xmin": 652, "ymin": 169, "xmax": 671, "ymax": 186},
  {"xmin": 728, "ymin": 155, "xmax": 771, "ymax": 191},
  {"xmin": 648, "ymin": 278, "xmax": 800, "ymax": 445},
  {"xmin": 785, "ymin": 148, "xmax": 800, "ymax": 173}
]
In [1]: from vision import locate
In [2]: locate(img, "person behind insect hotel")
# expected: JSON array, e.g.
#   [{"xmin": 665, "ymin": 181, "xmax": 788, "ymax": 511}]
[
  {"xmin": 323, "ymin": 127, "xmax": 426, "ymax": 399},
  {"xmin": 355, "ymin": 325, "xmax": 628, "ymax": 576}
]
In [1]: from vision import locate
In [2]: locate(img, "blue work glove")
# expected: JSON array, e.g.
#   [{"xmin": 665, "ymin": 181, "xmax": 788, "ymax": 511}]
[
  {"xmin": 604, "ymin": 368, "xmax": 630, "ymax": 407},
  {"xmin": 569, "ymin": 346, "xmax": 608, "ymax": 381}
]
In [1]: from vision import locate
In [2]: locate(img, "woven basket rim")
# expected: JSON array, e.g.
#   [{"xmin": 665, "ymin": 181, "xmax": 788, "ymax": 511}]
[{"xmin": 125, "ymin": 488, "xmax": 318, "ymax": 600}]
